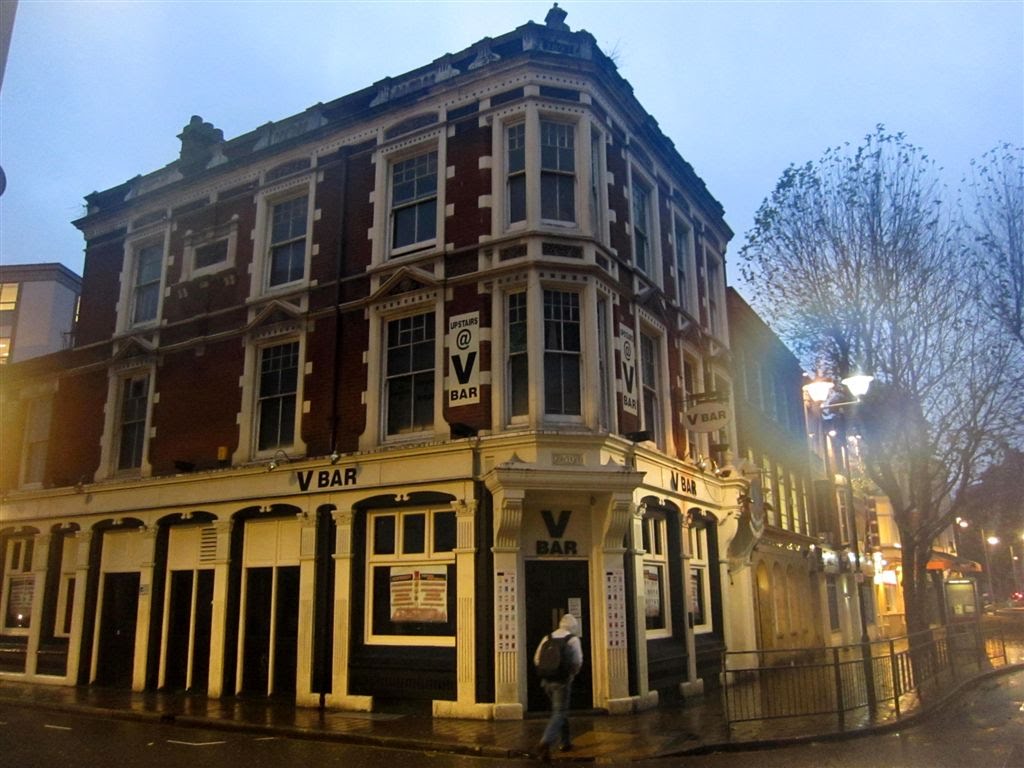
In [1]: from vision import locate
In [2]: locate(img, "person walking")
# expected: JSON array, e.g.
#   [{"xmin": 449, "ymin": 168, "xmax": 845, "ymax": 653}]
[{"xmin": 533, "ymin": 613, "xmax": 583, "ymax": 761}]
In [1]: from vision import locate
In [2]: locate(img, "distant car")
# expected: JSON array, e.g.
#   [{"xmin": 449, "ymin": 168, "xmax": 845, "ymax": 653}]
[{"xmin": 1012, "ymin": 591, "xmax": 1024, "ymax": 607}]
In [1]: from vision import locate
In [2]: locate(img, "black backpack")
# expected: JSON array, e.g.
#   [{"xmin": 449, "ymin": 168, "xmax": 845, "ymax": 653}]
[{"xmin": 535, "ymin": 633, "xmax": 569, "ymax": 680}]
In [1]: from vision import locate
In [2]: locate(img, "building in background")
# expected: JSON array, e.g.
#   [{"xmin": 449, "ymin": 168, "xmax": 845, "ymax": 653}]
[
  {"xmin": 0, "ymin": 7, "xmax": 755, "ymax": 717},
  {"xmin": 0, "ymin": 263, "xmax": 81, "ymax": 364},
  {"xmin": 727, "ymin": 288, "xmax": 826, "ymax": 652},
  {"xmin": 802, "ymin": 382, "xmax": 879, "ymax": 646}
]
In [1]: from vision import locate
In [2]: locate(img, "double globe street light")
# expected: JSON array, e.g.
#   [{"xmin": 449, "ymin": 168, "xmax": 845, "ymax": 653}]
[
  {"xmin": 804, "ymin": 371, "xmax": 876, "ymax": 711},
  {"xmin": 803, "ymin": 373, "xmax": 875, "ymax": 409}
]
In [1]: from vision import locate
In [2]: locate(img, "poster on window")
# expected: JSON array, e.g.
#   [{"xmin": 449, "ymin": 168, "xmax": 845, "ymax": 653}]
[
  {"xmin": 643, "ymin": 565, "xmax": 662, "ymax": 618},
  {"xmin": 4, "ymin": 575, "xmax": 34, "ymax": 629},
  {"xmin": 390, "ymin": 566, "xmax": 448, "ymax": 623}
]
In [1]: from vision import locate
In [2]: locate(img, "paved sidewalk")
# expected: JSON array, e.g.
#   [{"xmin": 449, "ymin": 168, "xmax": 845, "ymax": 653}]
[{"xmin": 1, "ymin": 666, "xmax": 1020, "ymax": 763}]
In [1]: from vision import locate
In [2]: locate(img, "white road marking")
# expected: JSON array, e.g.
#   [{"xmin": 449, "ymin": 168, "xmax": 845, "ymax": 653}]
[
  {"xmin": 44, "ymin": 724, "xmax": 72, "ymax": 731},
  {"xmin": 166, "ymin": 739, "xmax": 226, "ymax": 747},
  {"xmin": 253, "ymin": 736, "xmax": 278, "ymax": 741}
]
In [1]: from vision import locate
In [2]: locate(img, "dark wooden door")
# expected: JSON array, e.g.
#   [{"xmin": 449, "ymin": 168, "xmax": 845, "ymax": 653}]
[
  {"xmin": 95, "ymin": 572, "xmax": 139, "ymax": 688},
  {"xmin": 524, "ymin": 560, "xmax": 592, "ymax": 712}
]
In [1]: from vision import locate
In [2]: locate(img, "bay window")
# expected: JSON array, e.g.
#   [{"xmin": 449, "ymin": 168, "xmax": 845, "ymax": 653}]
[
  {"xmin": 499, "ymin": 114, "xmax": 584, "ymax": 232},
  {"xmin": 640, "ymin": 332, "xmax": 662, "ymax": 448},
  {"xmin": 543, "ymin": 290, "xmax": 581, "ymax": 417},
  {"xmin": 507, "ymin": 292, "xmax": 529, "ymax": 418},
  {"xmin": 506, "ymin": 123, "xmax": 526, "ymax": 225},
  {"xmin": 540, "ymin": 120, "xmax": 575, "ymax": 222},
  {"xmin": 673, "ymin": 216, "xmax": 693, "ymax": 312}
]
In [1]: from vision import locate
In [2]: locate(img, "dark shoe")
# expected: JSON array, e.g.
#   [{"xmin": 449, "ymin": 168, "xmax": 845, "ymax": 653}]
[
  {"xmin": 559, "ymin": 743, "xmax": 574, "ymax": 752},
  {"xmin": 536, "ymin": 742, "xmax": 551, "ymax": 762}
]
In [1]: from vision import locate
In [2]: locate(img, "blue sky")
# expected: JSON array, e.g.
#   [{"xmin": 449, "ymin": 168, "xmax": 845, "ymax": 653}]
[{"xmin": 1, "ymin": 0, "xmax": 1021, "ymax": 280}]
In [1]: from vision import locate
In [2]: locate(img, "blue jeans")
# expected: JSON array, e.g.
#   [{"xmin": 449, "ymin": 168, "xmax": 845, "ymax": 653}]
[{"xmin": 540, "ymin": 678, "xmax": 573, "ymax": 748}]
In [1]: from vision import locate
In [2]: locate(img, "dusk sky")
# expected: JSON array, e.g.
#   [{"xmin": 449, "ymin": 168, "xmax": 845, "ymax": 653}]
[{"xmin": 1, "ymin": 0, "xmax": 1021, "ymax": 283}]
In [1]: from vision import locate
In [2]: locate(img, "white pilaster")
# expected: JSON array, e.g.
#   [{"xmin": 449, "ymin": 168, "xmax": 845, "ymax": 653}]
[
  {"xmin": 325, "ymin": 507, "xmax": 372, "ymax": 710},
  {"xmin": 491, "ymin": 489, "xmax": 524, "ymax": 719},
  {"xmin": 65, "ymin": 530, "xmax": 92, "ymax": 685},
  {"xmin": 294, "ymin": 512, "xmax": 318, "ymax": 706},
  {"xmin": 24, "ymin": 532, "xmax": 50, "ymax": 678},
  {"xmin": 133, "ymin": 526, "xmax": 158, "ymax": 692},
  {"xmin": 206, "ymin": 519, "xmax": 232, "ymax": 698}
]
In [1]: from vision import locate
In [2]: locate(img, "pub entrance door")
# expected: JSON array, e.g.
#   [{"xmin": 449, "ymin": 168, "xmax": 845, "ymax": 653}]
[
  {"xmin": 524, "ymin": 560, "xmax": 592, "ymax": 712},
  {"xmin": 95, "ymin": 572, "xmax": 139, "ymax": 688}
]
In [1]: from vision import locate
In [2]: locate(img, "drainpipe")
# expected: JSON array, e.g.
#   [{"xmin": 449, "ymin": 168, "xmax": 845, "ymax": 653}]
[
  {"xmin": 328, "ymin": 146, "xmax": 351, "ymax": 457},
  {"xmin": 316, "ymin": 146, "xmax": 350, "ymax": 709}
]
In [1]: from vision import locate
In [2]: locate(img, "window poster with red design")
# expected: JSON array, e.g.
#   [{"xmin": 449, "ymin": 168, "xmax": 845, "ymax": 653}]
[{"xmin": 390, "ymin": 565, "xmax": 448, "ymax": 623}]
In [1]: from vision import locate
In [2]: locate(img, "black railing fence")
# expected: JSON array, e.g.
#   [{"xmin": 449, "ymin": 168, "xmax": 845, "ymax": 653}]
[{"xmin": 722, "ymin": 619, "xmax": 1021, "ymax": 733}]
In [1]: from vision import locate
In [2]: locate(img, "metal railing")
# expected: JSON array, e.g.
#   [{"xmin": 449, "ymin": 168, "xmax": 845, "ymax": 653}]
[{"xmin": 722, "ymin": 619, "xmax": 1020, "ymax": 733}]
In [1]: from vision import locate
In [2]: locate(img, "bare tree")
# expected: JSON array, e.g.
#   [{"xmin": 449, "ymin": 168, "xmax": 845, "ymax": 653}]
[
  {"xmin": 739, "ymin": 126, "xmax": 1024, "ymax": 637},
  {"xmin": 962, "ymin": 143, "xmax": 1024, "ymax": 346}
]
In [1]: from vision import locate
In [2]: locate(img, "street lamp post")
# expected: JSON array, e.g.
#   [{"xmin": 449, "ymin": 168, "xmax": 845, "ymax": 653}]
[
  {"xmin": 1016, "ymin": 533, "xmax": 1024, "ymax": 595},
  {"xmin": 982, "ymin": 529, "xmax": 999, "ymax": 607},
  {"xmin": 1011, "ymin": 545, "xmax": 1021, "ymax": 595},
  {"xmin": 804, "ymin": 372, "xmax": 876, "ymax": 712}
]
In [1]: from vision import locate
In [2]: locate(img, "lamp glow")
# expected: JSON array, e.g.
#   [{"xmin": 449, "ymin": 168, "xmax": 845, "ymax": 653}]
[
  {"xmin": 804, "ymin": 378, "xmax": 835, "ymax": 404},
  {"xmin": 842, "ymin": 373, "xmax": 874, "ymax": 398}
]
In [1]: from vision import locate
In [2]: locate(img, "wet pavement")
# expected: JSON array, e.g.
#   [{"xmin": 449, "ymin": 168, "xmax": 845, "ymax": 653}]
[{"xmin": 2, "ymin": 662, "xmax": 1022, "ymax": 764}]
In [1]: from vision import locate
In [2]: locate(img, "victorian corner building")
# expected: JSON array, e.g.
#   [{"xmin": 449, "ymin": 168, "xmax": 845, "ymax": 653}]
[{"xmin": 0, "ymin": 8, "xmax": 771, "ymax": 717}]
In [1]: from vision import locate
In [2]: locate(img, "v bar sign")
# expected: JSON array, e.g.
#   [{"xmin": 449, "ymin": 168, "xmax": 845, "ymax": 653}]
[
  {"xmin": 683, "ymin": 400, "xmax": 731, "ymax": 433},
  {"xmin": 448, "ymin": 312, "xmax": 480, "ymax": 405}
]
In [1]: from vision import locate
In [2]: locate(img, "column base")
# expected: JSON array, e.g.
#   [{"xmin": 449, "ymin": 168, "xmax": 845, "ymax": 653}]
[
  {"xmin": 679, "ymin": 678, "xmax": 705, "ymax": 698},
  {"xmin": 323, "ymin": 693, "xmax": 374, "ymax": 711},
  {"xmin": 605, "ymin": 690, "xmax": 658, "ymax": 714},
  {"xmin": 492, "ymin": 702, "xmax": 525, "ymax": 720},
  {"xmin": 294, "ymin": 691, "xmax": 322, "ymax": 708},
  {"xmin": 432, "ymin": 700, "xmax": 496, "ymax": 719}
]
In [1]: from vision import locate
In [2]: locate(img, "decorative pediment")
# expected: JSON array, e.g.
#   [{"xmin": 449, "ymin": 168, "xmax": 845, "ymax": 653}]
[
  {"xmin": 369, "ymin": 57, "xmax": 462, "ymax": 109},
  {"xmin": 636, "ymin": 286, "xmax": 669, "ymax": 319},
  {"xmin": 468, "ymin": 40, "xmax": 501, "ymax": 70},
  {"xmin": 678, "ymin": 313, "xmax": 704, "ymax": 344},
  {"xmin": 368, "ymin": 266, "xmax": 441, "ymax": 304},
  {"xmin": 706, "ymin": 337, "xmax": 731, "ymax": 362},
  {"xmin": 110, "ymin": 335, "xmax": 157, "ymax": 369},
  {"xmin": 245, "ymin": 299, "xmax": 305, "ymax": 340}
]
